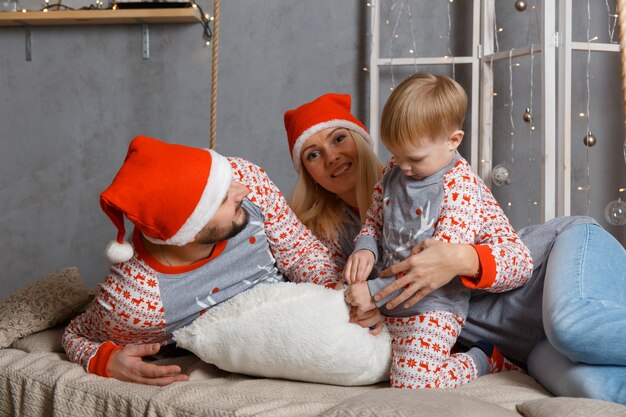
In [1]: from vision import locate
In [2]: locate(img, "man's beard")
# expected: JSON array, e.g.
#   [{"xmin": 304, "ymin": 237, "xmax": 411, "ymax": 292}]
[{"xmin": 195, "ymin": 206, "xmax": 250, "ymax": 245}]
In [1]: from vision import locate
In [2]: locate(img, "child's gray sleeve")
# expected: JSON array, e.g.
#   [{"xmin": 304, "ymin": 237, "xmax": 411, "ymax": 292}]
[
  {"xmin": 367, "ymin": 277, "xmax": 401, "ymax": 307},
  {"xmin": 353, "ymin": 234, "xmax": 379, "ymax": 260}
]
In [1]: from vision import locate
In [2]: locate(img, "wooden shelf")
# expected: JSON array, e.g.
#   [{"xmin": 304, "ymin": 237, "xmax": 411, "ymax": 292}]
[{"xmin": 0, "ymin": 8, "xmax": 202, "ymax": 27}]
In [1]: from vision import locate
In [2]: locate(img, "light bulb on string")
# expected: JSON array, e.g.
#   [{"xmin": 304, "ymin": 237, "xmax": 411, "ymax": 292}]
[
  {"xmin": 583, "ymin": 131, "xmax": 597, "ymax": 147},
  {"xmin": 491, "ymin": 163, "xmax": 512, "ymax": 186},
  {"xmin": 604, "ymin": 196, "xmax": 626, "ymax": 226},
  {"xmin": 522, "ymin": 108, "xmax": 532, "ymax": 123}
]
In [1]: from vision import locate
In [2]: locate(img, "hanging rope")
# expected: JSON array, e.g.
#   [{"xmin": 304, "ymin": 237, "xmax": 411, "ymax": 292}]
[
  {"xmin": 209, "ymin": 0, "xmax": 220, "ymax": 149},
  {"xmin": 616, "ymin": 0, "xmax": 626, "ymax": 123}
]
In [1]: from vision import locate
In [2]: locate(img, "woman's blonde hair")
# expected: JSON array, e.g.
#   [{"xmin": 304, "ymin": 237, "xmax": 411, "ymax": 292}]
[
  {"xmin": 289, "ymin": 131, "xmax": 383, "ymax": 243},
  {"xmin": 380, "ymin": 72, "xmax": 467, "ymax": 148}
]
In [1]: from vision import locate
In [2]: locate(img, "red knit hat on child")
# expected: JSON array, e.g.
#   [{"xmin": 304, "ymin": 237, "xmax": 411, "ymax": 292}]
[
  {"xmin": 283, "ymin": 93, "xmax": 374, "ymax": 173},
  {"xmin": 100, "ymin": 135, "xmax": 232, "ymax": 263}
]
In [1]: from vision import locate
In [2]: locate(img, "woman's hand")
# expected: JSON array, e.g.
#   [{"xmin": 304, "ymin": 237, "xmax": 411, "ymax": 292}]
[
  {"xmin": 107, "ymin": 343, "xmax": 189, "ymax": 386},
  {"xmin": 375, "ymin": 239, "xmax": 479, "ymax": 309}
]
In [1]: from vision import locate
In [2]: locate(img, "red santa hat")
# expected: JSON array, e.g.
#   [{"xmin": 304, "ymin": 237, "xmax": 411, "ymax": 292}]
[
  {"xmin": 100, "ymin": 135, "xmax": 232, "ymax": 263},
  {"xmin": 283, "ymin": 93, "xmax": 374, "ymax": 173}
]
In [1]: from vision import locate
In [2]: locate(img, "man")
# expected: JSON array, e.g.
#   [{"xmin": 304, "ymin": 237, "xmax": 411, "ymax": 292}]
[{"xmin": 62, "ymin": 135, "xmax": 352, "ymax": 385}]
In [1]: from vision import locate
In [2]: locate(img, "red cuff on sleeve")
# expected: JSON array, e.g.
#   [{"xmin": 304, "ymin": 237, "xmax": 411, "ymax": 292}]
[
  {"xmin": 460, "ymin": 244, "xmax": 497, "ymax": 289},
  {"xmin": 88, "ymin": 341, "xmax": 123, "ymax": 377}
]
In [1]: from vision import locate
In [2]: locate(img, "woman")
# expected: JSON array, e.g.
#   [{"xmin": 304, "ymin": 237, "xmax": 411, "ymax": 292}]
[
  {"xmin": 283, "ymin": 93, "xmax": 626, "ymax": 404},
  {"xmin": 285, "ymin": 93, "xmax": 383, "ymax": 269}
]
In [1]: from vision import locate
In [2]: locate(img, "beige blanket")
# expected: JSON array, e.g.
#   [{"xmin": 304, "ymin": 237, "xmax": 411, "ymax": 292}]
[{"xmin": 3, "ymin": 327, "xmax": 625, "ymax": 417}]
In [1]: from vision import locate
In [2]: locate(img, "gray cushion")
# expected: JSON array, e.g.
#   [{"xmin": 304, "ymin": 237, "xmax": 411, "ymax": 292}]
[
  {"xmin": 517, "ymin": 397, "xmax": 626, "ymax": 417},
  {"xmin": 10, "ymin": 326, "xmax": 65, "ymax": 353},
  {"xmin": 0, "ymin": 267, "xmax": 92, "ymax": 348}
]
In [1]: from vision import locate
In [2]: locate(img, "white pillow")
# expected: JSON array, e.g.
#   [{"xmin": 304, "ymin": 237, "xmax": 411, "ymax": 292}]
[{"xmin": 173, "ymin": 282, "xmax": 391, "ymax": 386}]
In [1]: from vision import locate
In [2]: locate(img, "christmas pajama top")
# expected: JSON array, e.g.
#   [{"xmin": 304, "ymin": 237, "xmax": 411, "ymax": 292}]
[
  {"xmin": 353, "ymin": 152, "xmax": 534, "ymax": 318},
  {"xmin": 62, "ymin": 157, "xmax": 341, "ymax": 377}
]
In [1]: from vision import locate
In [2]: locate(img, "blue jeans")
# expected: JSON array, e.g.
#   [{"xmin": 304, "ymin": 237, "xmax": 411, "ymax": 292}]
[{"xmin": 527, "ymin": 223, "xmax": 626, "ymax": 404}]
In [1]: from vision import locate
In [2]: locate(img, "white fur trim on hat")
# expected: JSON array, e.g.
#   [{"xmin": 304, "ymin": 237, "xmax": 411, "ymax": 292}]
[
  {"xmin": 291, "ymin": 120, "xmax": 374, "ymax": 172},
  {"xmin": 105, "ymin": 239, "xmax": 135, "ymax": 263},
  {"xmin": 145, "ymin": 149, "xmax": 233, "ymax": 246}
]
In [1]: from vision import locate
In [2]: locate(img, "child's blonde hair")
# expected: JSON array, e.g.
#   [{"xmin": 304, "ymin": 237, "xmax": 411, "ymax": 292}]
[
  {"xmin": 289, "ymin": 131, "xmax": 383, "ymax": 243},
  {"xmin": 380, "ymin": 72, "xmax": 467, "ymax": 148}
]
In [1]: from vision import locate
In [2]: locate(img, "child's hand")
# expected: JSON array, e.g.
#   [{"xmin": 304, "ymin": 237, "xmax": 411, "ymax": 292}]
[
  {"xmin": 344, "ymin": 282, "xmax": 376, "ymax": 315},
  {"xmin": 343, "ymin": 249, "xmax": 375, "ymax": 284},
  {"xmin": 349, "ymin": 306, "xmax": 383, "ymax": 335}
]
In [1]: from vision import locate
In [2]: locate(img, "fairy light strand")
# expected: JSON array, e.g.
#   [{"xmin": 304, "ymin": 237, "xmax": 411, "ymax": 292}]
[
  {"xmin": 528, "ymin": 44, "xmax": 536, "ymax": 225},
  {"xmin": 605, "ymin": 0, "xmax": 617, "ymax": 43},
  {"xmin": 526, "ymin": 1, "xmax": 540, "ymax": 223},
  {"xmin": 35, "ymin": 0, "xmax": 213, "ymax": 44},
  {"xmin": 524, "ymin": 0, "xmax": 540, "ymax": 47},
  {"xmin": 584, "ymin": 0, "xmax": 593, "ymax": 215},
  {"xmin": 388, "ymin": 0, "xmax": 406, "ymax": 89},
  {"xmin": 493, "ymin": 6, "xmax": 500, "ymax": 54},
  {"xmin": 447, "ymin": 0, "xmax": 456, "ymax": 79},
  {"xmin": 507, "ymin": 49, "xmax": 515, "ymax": 212},
  {"xmin": 406, "ymin": 2, "xmax": 419, "ymax": 74}
]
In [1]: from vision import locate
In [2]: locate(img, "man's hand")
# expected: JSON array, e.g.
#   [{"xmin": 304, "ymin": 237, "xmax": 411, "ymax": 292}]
[{"xmin": 107, "ymin": 343, "xmax": 189, "ymax": 386}]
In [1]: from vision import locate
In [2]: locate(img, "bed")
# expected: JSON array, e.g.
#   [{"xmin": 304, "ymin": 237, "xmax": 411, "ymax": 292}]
[{"xmin": 1, "ymin": 267, "xmax": 625, "ymax": 417}]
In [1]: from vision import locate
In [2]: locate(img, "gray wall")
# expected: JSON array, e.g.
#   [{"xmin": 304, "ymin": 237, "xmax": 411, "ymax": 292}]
[
  {"xmin": 1, "ymin": 0, "xmax": 624, "ymax": 300},
  {"xmin": 0, "ymin": 0, "xmax": 367, "ymax": 298}
]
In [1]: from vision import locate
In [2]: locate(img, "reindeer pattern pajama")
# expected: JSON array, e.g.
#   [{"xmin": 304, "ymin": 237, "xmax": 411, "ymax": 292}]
[
  {"xmin": 354, "ymin": 152, "xmax": 533, "ymax": 388},
  {"xmin": 62, "ymin": 158, "xmax": 341, "ymax": 376}
]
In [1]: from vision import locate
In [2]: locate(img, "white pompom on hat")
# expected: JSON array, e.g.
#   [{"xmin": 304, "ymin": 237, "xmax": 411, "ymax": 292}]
[
  {"xmin": 283, "ymin": 93, "xmax": 374, "ymax": 173},
  {"xmin": 100, "ymin": 135, "xmax": 232, "ymax": 263}
]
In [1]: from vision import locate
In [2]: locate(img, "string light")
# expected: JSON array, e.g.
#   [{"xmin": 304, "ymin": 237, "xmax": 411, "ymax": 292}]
[
  {"xmin": 492, "ymin": 45, "xmax": 521, "ymax": 212},
  {"xmin": 446, "ymin": 0, "xmax": 455, "ymax": 79},
  {"xmin": 582, "ymin": 0, "xmax": 593, "ymax": 215},
  {"xmin": 492, "ymin": 48, "xmax": 517, "ymax": 192},
  {"xmin": 192, "ymin": 1, "xmax": 213, "ymax": 44},
  {"xmin": 527, "ymin": 43, "xmax": 537, "ymax": 225},
  {"xmin": 493, "ymin": 10, "xmax": 500, "ymax": 53},
  {"xmin": 406, "ymin": 2, "xmax": 418, "ymax": 74},
  {"xmin": 605, "ymin": 0, "xmax": 617, "ymax": 43},
  {"xmin": 22, "ymin": 0, "xmax": 214, "ymax": 44},
  {"xmin": 383, "ymin": 0, "xmax": 456, "ymax": 86},
  {"xmin": 371, "ymin": 1, "xmax": 617, "ymax": 226},
  {"xmin": 387, "ymin": 0, "xmax": 404, "ymax": 89}
]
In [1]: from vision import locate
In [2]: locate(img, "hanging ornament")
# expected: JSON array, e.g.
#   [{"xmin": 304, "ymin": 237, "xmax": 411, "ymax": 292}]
[
  {"xmin": 583, "ymin": 131, "xmax": 597, "ymax": 147},
  {"xmin": 514, "ymin": 0, "xmax": 527, "ymax": 12},
  {"xmin": 604, "ymin": 198, "xmax": 626, "ymax": 226},
  {"xmin": 491, "ymin": 163, "xmax": 512, "ymax": 186},
  {"xmin": 522, "ymin": 108, "xmax": 533, "ymax": 123}
]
